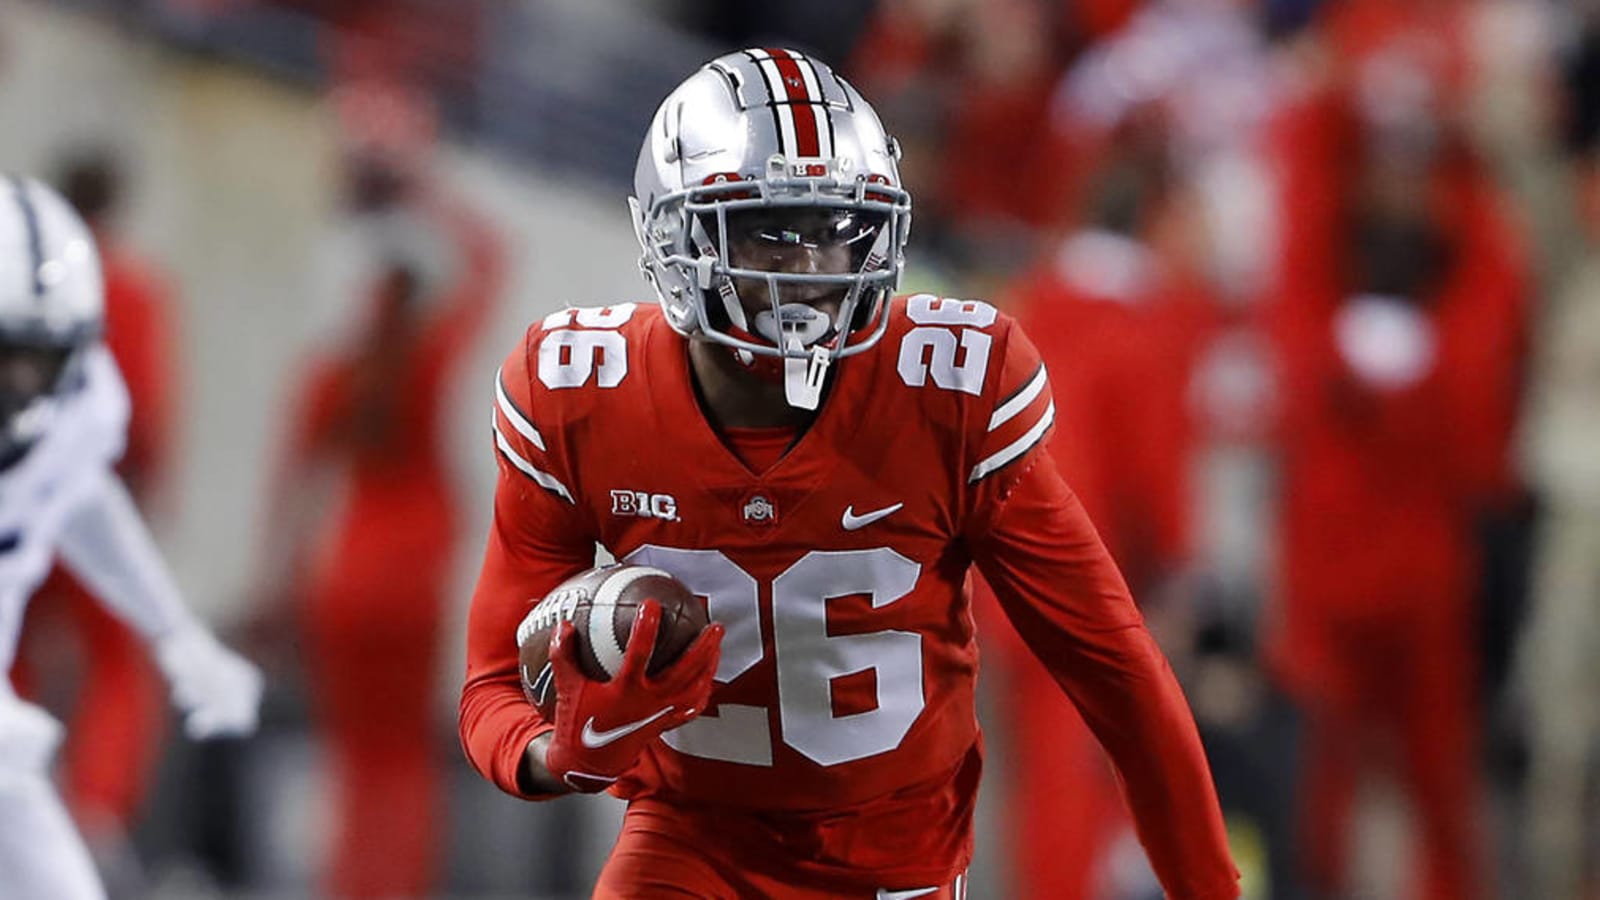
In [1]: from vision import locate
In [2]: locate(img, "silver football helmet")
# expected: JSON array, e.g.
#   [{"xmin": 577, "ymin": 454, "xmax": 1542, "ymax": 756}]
[
  {"xmin": 630, "ymin": 48, "xmax": 912, "ymax": 408},
  {"xmin": 0, "ymin": 175, "xmax": 104, "ymax": 462}
]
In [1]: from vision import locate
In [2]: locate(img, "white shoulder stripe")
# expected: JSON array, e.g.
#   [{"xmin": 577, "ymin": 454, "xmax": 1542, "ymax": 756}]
[
  {"xmin": 988, "ymin": 364, "xmax": 1047, "ymax": 432},
  {"xmin": 495, "ymin": 367, "xmax": 546, "ymax": 452},
  {"xmin": 970, "ymin": 401, "xmax": 1055, "ymax": 483},
  {"xmin": 493, "ymin": 423, "xmax": 573, "ymax": 503}
]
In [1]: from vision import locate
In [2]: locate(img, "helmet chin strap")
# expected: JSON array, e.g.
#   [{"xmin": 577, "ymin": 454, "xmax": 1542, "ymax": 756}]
[
  {"xmin": 752, "ymin": 302, "xmax": 835, "ymax": 411},
  {"xmin": 783, "ymin": 339, "xmax": 830, "ymax": 410}
]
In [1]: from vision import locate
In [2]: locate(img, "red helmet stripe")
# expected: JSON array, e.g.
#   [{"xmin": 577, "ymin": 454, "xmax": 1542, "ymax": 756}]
[{"xmin": 764, "ymin": 48, "xmax": 824, "ymax": 158}]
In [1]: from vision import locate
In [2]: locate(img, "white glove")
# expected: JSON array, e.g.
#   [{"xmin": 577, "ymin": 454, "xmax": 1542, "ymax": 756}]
[
  {"xmin": 0, "ymin": 696, "xmax": 65, "ymax": 775},
  {"xmin": 1333, "ymin": 293, "xmax": 1438, "ymax": 390},
  {"xmin": 154, "ymin": 627, "xmax": 264, "ymax": 740}
]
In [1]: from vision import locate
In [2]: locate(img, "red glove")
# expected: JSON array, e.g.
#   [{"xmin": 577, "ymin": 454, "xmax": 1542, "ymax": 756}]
[{"xmin": 544, "ymin": 599, "xmax": 723, "ymax": 792}]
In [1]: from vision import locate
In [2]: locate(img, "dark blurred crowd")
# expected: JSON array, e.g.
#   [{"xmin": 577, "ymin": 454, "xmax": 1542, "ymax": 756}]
[{"xmin": 9, "ymin": 0, "xmax": 1600, "ymax": 898}]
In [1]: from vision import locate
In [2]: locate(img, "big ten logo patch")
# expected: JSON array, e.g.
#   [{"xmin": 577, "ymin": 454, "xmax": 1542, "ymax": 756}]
[{"xmin": 611, "ymin": 490, "xmax": 679, "ymax": 522}]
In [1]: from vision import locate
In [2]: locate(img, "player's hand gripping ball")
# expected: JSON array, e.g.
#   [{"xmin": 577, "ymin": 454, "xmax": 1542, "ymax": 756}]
[
  {"xmin": 516, "ymin": 564, "xmax": 714, "ymax": 719},
  {"xmin": 516, "ymin": 564, "xmax": 722, "ymax": 792}
]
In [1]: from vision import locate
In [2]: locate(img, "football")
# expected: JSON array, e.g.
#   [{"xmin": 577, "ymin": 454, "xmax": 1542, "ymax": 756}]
[{"xmin": 516, "ymin": 563, "xmax": 709, "ymax": 719}]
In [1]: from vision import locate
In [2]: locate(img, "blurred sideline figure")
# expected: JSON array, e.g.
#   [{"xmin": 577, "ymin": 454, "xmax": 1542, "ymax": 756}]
[
  {"xmin": 979, "ymin": 5, "xmax": 1292, "ymax": 895},
  {"xmin": 0, "ymin": 176, "xmax": 262, "ymax": 899},
  {"xmin": 10, "ymin": 148, "xmax": 177, "ymax": 887},
  {"xmin": 1516, "ymin": 17, "xmax": 1600, "ymax": 899},
  {"xmin": 1264, "ymin": 6, "xmax": 1527, "ymax": 899},
  {"xmin": 847, "ymin": 0, "xmax": 1078, "ymax": 285},
  {"xmin": 980, "ymin": 106, "xmax": 1206, "ymax": 899},
  {"xmin": 255, "ymin": 81, "xmax": 504, "ymax": 898}
]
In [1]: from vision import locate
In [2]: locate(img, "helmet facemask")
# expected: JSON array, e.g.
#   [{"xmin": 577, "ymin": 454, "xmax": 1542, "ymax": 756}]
[
  {"xmin": 637, "ymin": 159, "xmax": 911, "ymax": 409},
  {"xmin": 0, "ymin": 328, "xmax": 92, "ymax": 467}
]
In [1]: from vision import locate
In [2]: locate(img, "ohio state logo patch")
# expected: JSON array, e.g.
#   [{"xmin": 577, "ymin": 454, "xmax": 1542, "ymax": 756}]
[{"xmin": 741, "ymin": 493, "xmax": 778, "ymax": 527}]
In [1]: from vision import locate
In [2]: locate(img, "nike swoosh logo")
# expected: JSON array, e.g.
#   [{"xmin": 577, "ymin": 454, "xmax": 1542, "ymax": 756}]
[
  {"xmin": 842, "ymin": 502, "xmax": 904, "ymax": 531},
  {"xmin": 876, "ymin": 889, "xmax": 938, "ymax": 900},
  {"xmin": 580, "ymin": 706, "xmax": 676, "ymax": 749}
]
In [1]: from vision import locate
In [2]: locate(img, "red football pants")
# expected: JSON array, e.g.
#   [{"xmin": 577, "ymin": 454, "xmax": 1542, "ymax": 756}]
[
  {"xmin": 305, "ymin": 573, "xmax": 444, "ymax": 900},
  {"xmin": 1294, "ymin": 597, "xmax": 1485, "ymax": 900},
  {"xmin": 594, "ymin": 798, "xmax": 971, "ymax": 899}
]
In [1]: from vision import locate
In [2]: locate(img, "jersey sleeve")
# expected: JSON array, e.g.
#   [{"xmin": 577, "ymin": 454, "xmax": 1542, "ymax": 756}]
[
  {"xmin": 55, "ymin": 475, "xmax": 200, "ymax": 642},
  {"xmin": 966, "ymin": 451, "xmax": 1240, "ymax": 900},
  {"xmin": 459, "ymin": 330, "xmax": 596, "ymax": 800},
  {"xmin": 966, "ymin": 315, "xmax": 1055, "ymax": 502}
]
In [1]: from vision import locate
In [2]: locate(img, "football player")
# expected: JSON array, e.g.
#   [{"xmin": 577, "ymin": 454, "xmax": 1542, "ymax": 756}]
[
  {"xmin": 0, "ymin": 176, "xmax": 263, "ymax": 899},
  {"xmin": 14, "ymin": 150, "xmax": 176, "ymax": 878},
  {"xmin": 260, "ymin": 134, "xmax": 506, "ymax": 897},
  {"xmin": 460, "ymin": 49, "xmax": 1238, "ymax": 899}
]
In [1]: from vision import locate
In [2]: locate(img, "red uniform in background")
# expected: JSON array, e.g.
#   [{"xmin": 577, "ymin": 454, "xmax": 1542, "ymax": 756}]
[
  {"xmin": 1265, "ymin": 79, "xmax": 1526, "ymax": 900},
  {"xmin": 279, "ymin": 198, "xmax": 502, "ymax": 898},
  {"xmin": 978, "ymin": 234, "xmax": 1207, "ymax": 899},
  {"xmin": 460, "ymin": 298, "xmax": 1239, "ymax": 898},
  {"xmin": 847, "ymin": 1, "xmax": 1077, "ymax": 241},
  {"xmin": 14, "ymin": 237, "xmax": 175, "ymax": 833}
]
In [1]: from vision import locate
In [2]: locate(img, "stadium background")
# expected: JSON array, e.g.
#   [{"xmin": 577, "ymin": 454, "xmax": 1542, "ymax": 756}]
[{"xmin": 0, "ymin": 0, "xmax": 1594, "ymax": 898}]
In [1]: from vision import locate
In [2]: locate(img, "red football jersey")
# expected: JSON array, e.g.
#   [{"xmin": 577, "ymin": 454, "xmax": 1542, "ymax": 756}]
[{"xmin": 461, "ymin": 296, "xmax": 1238, "ymax": 896}]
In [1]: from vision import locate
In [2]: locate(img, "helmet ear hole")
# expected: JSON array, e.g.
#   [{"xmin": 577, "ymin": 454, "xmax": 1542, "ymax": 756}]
[
  {"xmin": 702, "ymin": 288, "xmax": 733, "ymax": 333},
  {"xmin": 850, "ymin": 289, "xmax": 885, "ymax": 332}
]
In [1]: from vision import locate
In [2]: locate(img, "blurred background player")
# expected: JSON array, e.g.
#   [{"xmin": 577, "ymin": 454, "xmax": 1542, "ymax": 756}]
[
  {"xmin": 9, "ymin": 146, "xmax": 177, "ymax": 889},
  {"xmin": 253, "ymin": 80, "xmax": 505, "ymax": 899},
  {"xmin": 1264, "ymin": 6, "xmax": 1528, "ymax": 899},
  {"xmin": 979, "ymin": 84, "xmax": 1208, "ymax": 900},
  {"xmin": 0, "ymin": 175, "xmax": 262, "ymax": 899},
  {"xmin": 847, "ymin": 0, "xmax": 1081, "ymax": 289},
  {"xmin": 979, "ymin": 5, "xmax": 1293, "ymax": 896}
]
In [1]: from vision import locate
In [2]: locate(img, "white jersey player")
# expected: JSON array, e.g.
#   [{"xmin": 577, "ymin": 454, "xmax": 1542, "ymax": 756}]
[{"xmin": 0, "ymin": 175, "xmax": 263, "ymax": 899}]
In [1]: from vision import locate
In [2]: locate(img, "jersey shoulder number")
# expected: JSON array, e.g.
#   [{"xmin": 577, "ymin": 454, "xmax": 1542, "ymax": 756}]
[
  {"xmin": 886, "ymin": 294, "xmax": 1053, "ymax": 482},
  {"xmin": 492, "ymin": 303, "xmax": 644, "ymax": 506},
  {"xmin": 893, "ymin": 293, "xmax": 999, "ymax": 396},
  {"xmin": 533, "ymin": 302, "xmax": 640, "ymax": 390}
]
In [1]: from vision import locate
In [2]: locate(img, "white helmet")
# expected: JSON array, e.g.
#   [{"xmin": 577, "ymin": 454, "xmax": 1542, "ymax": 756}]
[
  {"xmin": 630, "ymin": 48, "xmax": 912, "ymax": 408},
  {"xmin": 0, "ymin": 175, "xmax": 104, "ymax": 461}
]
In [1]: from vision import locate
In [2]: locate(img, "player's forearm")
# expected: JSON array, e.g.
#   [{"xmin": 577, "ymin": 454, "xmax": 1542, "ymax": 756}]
[
  {"xmin": 974, "ymin": 459, "xmax": 1237, "ymax": 896},
  {"xmin": 1067, "ymin": 625, "xmax": 1239, "ymax": 899},
  {"xmin": 460, "ymin": 506, "xmax": 598, "ymax": 800},
  {"xmin": 54, "ymin": 473, "xmax": 200, "ymax": 641},
  {"xmin": 518, "ymin": 731, "xmax": 572, "ymax": 797},
  {"xmin": 458, "ymin": 671, "xmax": 570, "ymax": 801}
]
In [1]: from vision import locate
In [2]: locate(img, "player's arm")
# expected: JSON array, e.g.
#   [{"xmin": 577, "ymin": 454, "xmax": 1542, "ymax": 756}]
[
  {"xmin": 965, "ymin": 322, "xmax": 1239, "ymax": 900},
  {"xmin": 461, "ymin": 472, "xmax": 594, "ymax": 797},
  {"xmin": 459, "ymin": 335, "xmax": 596, "ymax": 799},
  {"xmin": 54, "ymin": 471, "xmax": 264, "ymax": 740},
  {"xmin": 461, "ymin": 328, "xmax": 722, "ymax": 798},
  {"xmin": 424, "ymin": 190, "xmax": 507, "ymax": 352}
]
